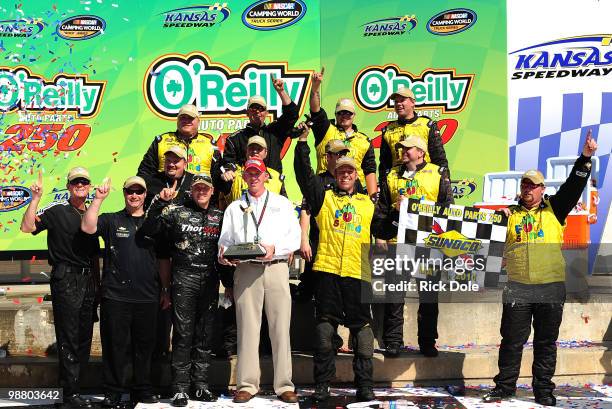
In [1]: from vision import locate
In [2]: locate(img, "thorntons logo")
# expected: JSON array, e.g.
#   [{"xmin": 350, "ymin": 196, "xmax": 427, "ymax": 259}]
[{"xmin": 510, "ymin": 34, "xmax": 612, "ymax": 80}]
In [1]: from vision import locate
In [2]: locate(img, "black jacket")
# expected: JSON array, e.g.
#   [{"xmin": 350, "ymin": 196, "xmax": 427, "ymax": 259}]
[
  {"xmin": 140, "ymin": 199, "xmax": 233, "ymax": 287},
  {"xmin": 221, "ymin": 102, "xmax": 299, "ymax": 173}
]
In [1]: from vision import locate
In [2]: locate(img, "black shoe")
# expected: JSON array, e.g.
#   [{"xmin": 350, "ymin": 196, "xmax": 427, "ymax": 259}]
[
  {"xmin": 482, "ymin": 387, "xmax": 515, "ymax": 402},
  {"xmin": 64, "ymin": 394, "xmax": 92, "ymax": 408},
  {"xmin": 192, "ymin": 388, "xmax": 216, "ymax": 402},
  {"xmin": 312, "ymin": 383, "xmax": 330, "ymax": 401},
  {"xmin": 384, "ymin": 343, "xmax": 401, "ymax": 357},
  {"xmin": 102, "ymin": 392, "xmax": 121, "ymax": 408},
  {"xmin": 356, "ymin": 387, "xmax": 375, "ymax": 402},
  {"xmin": 535, "ymin": 392, "xmax": 556, "ymax": 406},
  {"xmin": 171, "ymin": 392, "xmax": 189, "ymax": 407},
  {"xmin": 419, "ymin": 344, "xmax": 439, "ymax": 357},
  {"xmin": 131, "ymin": 393, "xmax": 158, "ymax": 405}
]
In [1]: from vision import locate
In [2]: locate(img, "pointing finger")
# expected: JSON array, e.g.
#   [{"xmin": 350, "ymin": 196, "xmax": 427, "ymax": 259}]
[
  {"xmin": 171, "ymin": 179, "xmax": 178, "ymax": 191},
  {"xmin": 321, "ymin": 66, "xmax": 325, "ymax": 75}
]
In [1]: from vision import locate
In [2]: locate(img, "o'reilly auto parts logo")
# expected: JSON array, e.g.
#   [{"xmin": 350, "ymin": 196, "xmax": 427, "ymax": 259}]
[
  {"xmin": 362, "ymin": 15, "xmax": 417, "ymax": 37},
  {"xmin": 161, "ymin": 4, "xmax": 230, "ymax": 28},
  {"xmin": 427, "ymin": 8, "xmax": 476, "ymax": 36},
  {"xmin": 510, "ymin": 34, "xmax": 612, "ymax": 80},
  {"xmin": 354, "ymin": 64, "xmax": 474, "ymax": 113},
  {"xmin": 0, "ymin": 19, "xmax": 45, "ymax": 38},
  {"xmin": 144, "ymin": 52, "xmax": 310, "ymax": 120},
  {"xmin": 242, "ymin": 0, "xmax": 306, "ymax": 31}
]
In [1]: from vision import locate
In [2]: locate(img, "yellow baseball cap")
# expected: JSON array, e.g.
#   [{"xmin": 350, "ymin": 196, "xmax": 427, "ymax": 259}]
[
  {"xmin": 123, "ymin": 176, "xmax": 147, "ymax": 190},
  {"xmin": 334, "ymin": 156, "xmax": 357, "ymax": 171},
  {"xmin": 325, "ymin": 139, "xmax": 350, "ymax": 154},
  {"xmin": 67, "ymin": 166, "xmax": 90, "ymax": 182},
  {"xmin": 521, "ymin": 170, "xmax": 545, "ymax": 185},
  {"xmin": 247, "ymin": 135, "xmax": 267, "ymax": 149},
  {"xmin": 164, "ymin": 145, "xmax": 188, "ymax": 160},
  {"xmin": 247, "ymin": 95, "xmax": 267, "ymax": 110},
  {"xmin": 390, "ymin": 87, "xmax": 416, "ymax": 100},
  {"xmin": 177, "ymin": 104, "xmax": 199, "ymax": 118},
  {"xmin": 395, "ymin": 136, "xmax": 427, "ymax": 153},
  {"xmin": 335, "ymin": 98, "xmax": 356, "ymax": 114}
]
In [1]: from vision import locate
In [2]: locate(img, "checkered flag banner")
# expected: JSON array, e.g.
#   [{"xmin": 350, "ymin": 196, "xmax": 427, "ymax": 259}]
[{"xmin": 397, "ymin": 199, "xmax": 509, "ymax": 287}]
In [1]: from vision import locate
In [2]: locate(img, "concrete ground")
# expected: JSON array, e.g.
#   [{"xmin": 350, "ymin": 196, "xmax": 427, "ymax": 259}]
[{"xmin": 1, "ymin": 385, "xmax": 611, "ymax": 408}]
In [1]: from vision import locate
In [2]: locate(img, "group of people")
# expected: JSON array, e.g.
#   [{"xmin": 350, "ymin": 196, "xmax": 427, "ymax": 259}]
[{"xmin": 19, "ymin": 69, "xmax": 597, "ymax": 408}]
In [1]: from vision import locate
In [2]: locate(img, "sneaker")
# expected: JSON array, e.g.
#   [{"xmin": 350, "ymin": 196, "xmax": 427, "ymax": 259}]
[
  {"xmin": 535, "ymin": 392, "xmax": 556, "ymax": 406},
  {"xmin": 356, "ymin": 387, "xmax": 375, "ymax": 402},
  {"xmin": 311, "ymin": 383, "xmax": 330, "ymax": 401},
  {"xmin": 384, "ymin": 343, "xmax": 401, "ymax": 358},
  {"xmin": 171, "ymin": 392, "xmax": 189, "ymax": 407},
  {"xmin": 482, "ymin": 387, "xmax": 514, "ymax": 403},
  {"xmin": 192, "ymin": 388, "xmax": 216, "ymax": 402}
]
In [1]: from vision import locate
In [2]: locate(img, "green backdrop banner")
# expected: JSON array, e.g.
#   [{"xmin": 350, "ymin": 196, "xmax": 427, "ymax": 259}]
[{"xmin": 0, "ymin": 0, "xmax": 506, "ymax": 253}]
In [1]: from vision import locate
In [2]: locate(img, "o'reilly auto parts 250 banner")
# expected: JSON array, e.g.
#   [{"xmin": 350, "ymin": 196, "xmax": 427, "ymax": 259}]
[{"xmin": 0, "ymin": 0, "xmax": 505, "ymax": 253}]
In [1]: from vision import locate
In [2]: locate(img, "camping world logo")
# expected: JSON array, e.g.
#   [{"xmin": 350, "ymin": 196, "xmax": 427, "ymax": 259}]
[
  {"xmin": 144, "ymin": 52, "xmax": 311, "ymax": 120},
  {"xmin": 424, "ymin": 221, "xmax": 481, "ymax": 257}
]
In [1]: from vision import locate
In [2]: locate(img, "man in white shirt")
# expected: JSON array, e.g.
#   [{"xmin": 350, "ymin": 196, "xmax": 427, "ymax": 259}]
[{"xmin": 218, "ymin": 158, "xmax": 301, "ymax": 404}]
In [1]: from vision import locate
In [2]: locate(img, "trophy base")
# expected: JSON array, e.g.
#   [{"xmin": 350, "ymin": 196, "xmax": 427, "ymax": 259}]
[{"xmin": 224, "ymin": 243, "xmax": 266, "ymax": 260}]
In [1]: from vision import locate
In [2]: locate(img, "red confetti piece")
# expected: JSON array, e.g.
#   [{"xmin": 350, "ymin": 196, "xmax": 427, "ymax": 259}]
[
  {"xmin": 30, "ymin": 255, "xmax": 36, "ymax": 263},
  {"xmin": 36, "ymin": 297, "xmax": 43, "ymax": 303},
  {"xmin": 12, "ymin": 299, "xmax": 20, "ymax": 304}
]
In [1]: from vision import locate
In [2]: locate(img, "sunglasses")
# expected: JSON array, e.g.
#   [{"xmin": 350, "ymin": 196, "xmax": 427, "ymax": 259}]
[
  {"xmin": 123, "ymin": 188, "xmax": 146, "ymax": 195},
  {"xmin": 326, "ymin": 151, "xmax": 346, "ymax": 158},
  {"xmin": 336, "ymin": 110, "xmax": 353, "ymax": 116},
  {"xmin": 69, "ymin": 178, "xmax": 90, "ymax": 186}
]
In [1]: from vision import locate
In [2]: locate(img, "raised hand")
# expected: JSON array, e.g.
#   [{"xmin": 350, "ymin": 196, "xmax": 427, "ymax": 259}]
[
  {"xmin": 312, "ymin": 66, "xmax": 325, "ymax": 88},
  {"xmin": 95, "ymin": 177, "xmax": 111, "ymax": 200},
  {"xmin": 582, "ymin": 129, "xmax": 598, "ymax": 157},
  {"xmin": 31, "ymin": 170, "xmax": 43, "ymax": 200},
  {"xmin": 271, "ymin": 74, "xmax": 285, "ymax": 94},
  {"xmin": 160, "ymin": 179, "xmax": 178, "ymax": 202}
]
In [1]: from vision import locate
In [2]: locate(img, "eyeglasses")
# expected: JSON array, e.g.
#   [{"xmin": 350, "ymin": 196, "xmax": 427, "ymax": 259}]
[
  {"xmin": 326, "ymin": 152, "xmax": 346, "ymax": 158},
  {"xmin": 69, "ymin": 178, "xmax": 90, "ymax": 186},
  {"xmin": 123, "ymin": 188, "xmax": 146, "ymax": 195}
]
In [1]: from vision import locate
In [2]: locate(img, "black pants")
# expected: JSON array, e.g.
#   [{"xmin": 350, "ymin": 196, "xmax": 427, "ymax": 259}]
[
  {"xmin": 171, "ymin": 271, "xmax": 219, "ymax": 393},
  {"xmin": 313, "ymin": 272, "xmax": 373, "ymax": 388},
  {"xmin": 494, "ymin": 282, "xmax": 565, "ymax": 394},
  {"xmin": 153, "ymin": 307, "xmax": 172, "ymax": 358},
  {"xmin": 382, "ymin": 278, "xmax": 439, "ymax": 347},
  {"xmin": 100, "ymin": 298, "xmax": 157, "ymax": 396},
  {"xmin": 50, "ymin": 266, "xmax": 96, "ymax": 396}
]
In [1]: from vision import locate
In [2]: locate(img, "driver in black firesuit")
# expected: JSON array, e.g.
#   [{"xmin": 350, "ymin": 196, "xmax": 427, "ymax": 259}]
[{"xmin": 141, "ymin": 174, "xmax": 233, "ymax": 407}]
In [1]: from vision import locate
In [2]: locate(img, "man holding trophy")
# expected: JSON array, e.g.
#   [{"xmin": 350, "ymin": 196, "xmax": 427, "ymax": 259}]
[{"xmin": 218, "ymin": 158, "xmax": 301, "ymax": 404}]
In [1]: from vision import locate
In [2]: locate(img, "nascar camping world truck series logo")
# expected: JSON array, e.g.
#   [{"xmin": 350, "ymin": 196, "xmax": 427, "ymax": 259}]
[{"xmin": 510, "ymin": 34, "xmax": 612, "ymax": 80}]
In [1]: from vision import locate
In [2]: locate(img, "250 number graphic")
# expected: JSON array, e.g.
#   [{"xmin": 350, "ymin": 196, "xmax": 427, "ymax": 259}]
[{"xmin": 0, "ymin": 123, "xmax": 91, "ymax": 153}]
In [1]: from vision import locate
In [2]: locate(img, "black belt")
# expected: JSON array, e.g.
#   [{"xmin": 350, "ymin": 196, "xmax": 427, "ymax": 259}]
[
  {"xmin": 56, "ymin": 264, "xmax": 92, "ymax": 275},
  {"xmin": 247, "ymin": 259, "xmax": 287, "ymax": 266}
]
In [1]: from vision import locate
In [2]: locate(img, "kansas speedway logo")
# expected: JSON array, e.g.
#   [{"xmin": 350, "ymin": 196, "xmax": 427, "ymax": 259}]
[
  {"xmin": 161, "ymin": 4, "xmax": 230, "ymax": 28},
  {"xmin": 0, "ymin": 19, "xmax": 45, "ymax": 38},
  {"xmin": 427, "ymin": 8, "xmax": 477, "ymax": 36},
  {"xmin": 362, "ymin": 15, "xmax": 417, "ymax": 37},
  {"xmin": 510, "ymin": 34, "xmax": 612, "ymax": 80},
  {"xmin": 242, "ymin": 0, "xmax": 306, "ymax": 31},
  {"xmin": 451, "ymin": 179, "xmax": 477, "ymax": 199}
]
